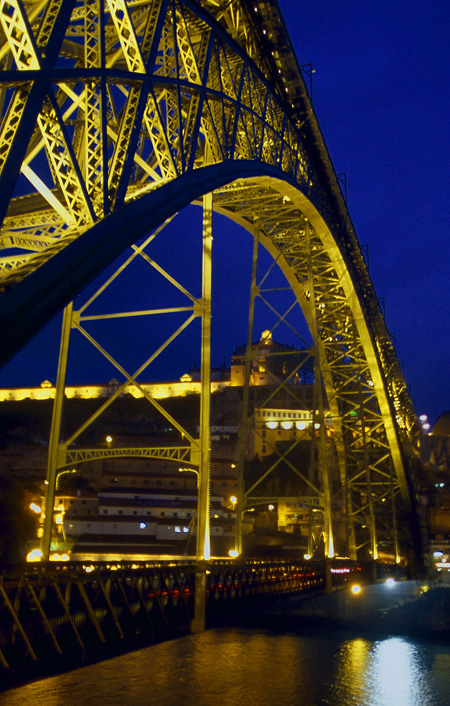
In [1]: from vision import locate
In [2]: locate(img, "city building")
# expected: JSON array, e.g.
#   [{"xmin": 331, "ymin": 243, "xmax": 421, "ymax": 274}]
[{"xmin": 2, "ymin": 332, "xmax": 336, "ymax": 559}]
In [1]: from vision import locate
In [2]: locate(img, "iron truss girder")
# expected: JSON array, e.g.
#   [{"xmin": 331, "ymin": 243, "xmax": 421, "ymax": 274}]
[
  {"xmin": 212, "ymin": 178, "xmax": 419, "ymax": 559},
  {"xmin": 63, "ymin": 445, "xmax": 191, "ymax": 467},
  {"xmin": 0, "ymin": 1, "xmax": 421, "ymax": 561},
  {"xmin": 0, "ymin": 0, "xmax": 328, "ymax": 295}
]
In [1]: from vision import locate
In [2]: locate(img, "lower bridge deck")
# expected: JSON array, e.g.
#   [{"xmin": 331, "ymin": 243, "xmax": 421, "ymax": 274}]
[{"xmin": 0, "ymin": 558, "xmax": 401, "ymax": 688}]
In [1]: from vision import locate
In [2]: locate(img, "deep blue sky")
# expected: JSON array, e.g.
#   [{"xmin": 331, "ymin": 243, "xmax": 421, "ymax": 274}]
[
  {"xmin": 0, "ymin": 0, "xmax": 449, "ymax": 426},
  {"xmin": 281, "ymin": 0, "xmax": 450, "ymax": 425}
]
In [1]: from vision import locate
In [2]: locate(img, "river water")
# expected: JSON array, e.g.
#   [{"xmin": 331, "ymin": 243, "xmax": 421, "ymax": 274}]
[{"xmin": 1, "ymin": 626, "xmax": 450, "ymax": 706}]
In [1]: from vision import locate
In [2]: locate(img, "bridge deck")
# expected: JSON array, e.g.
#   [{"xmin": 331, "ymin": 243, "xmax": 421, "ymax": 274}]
[{"xmin": 0, "ymin": 558, "xmax": 399, "ymax": 687}]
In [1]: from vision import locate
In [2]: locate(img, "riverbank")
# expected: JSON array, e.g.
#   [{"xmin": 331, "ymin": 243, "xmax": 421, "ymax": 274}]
[{"xmin": 235, "ymin": 580, "xmax": 450, "ymax": 640}]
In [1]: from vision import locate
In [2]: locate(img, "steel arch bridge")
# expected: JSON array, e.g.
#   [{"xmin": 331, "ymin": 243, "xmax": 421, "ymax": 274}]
[{"xmin": 0, "ymin": 0, "xmax": 422, "ymax": 566}]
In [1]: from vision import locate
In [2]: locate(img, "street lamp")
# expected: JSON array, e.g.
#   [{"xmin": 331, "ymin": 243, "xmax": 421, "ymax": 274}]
[
  {"xmin": 56, "ymin": 469, "xmax": 77, "ymax": 490},
  {"xmin": 178, "ymin": 467, "xmax": 199, "ymax": 487}
]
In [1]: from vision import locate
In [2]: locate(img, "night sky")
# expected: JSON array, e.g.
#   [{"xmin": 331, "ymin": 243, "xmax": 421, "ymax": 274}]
[
  {"xmin": 281, "ymin": 0, "xmax": 450, "ymax": 425},
  {"xmin": 0, "ymin": 0, "xmax": 449, "ymax": 426}
]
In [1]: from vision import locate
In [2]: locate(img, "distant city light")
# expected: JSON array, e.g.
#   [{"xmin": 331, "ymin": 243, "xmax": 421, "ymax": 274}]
[
  {"xmin": 26, "ymin": 549, "xmax": 43, "ymax": 562},
  {"xmin": 351, "ymin": 584, "xmax": 362, "ymax": 594}
]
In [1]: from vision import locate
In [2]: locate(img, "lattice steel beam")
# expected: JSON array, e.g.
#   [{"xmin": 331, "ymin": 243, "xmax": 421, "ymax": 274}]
[{"xmin": 0, "ymin": 0, "xmax": 422, "ymax": 566}]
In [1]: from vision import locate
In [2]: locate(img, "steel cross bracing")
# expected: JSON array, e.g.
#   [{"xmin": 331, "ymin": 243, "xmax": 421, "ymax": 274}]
[
  {"xmin": 64, "ymin": 446, "xmax": 191, "ymax": 465},
  {"xmin": 0, "ymin": 0, "xmax": 421, "ymax": 561},
  {"xmin": 212, "ymin": 179, "xmax": 419, "ymax": 560}
]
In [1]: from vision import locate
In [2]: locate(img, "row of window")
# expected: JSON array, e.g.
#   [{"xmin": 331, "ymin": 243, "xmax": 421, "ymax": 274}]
[
  {"xmin": 257, "ymin": 410, "xmax": 312, "ymax": 419},
  {"xmin": 101, "ymin": 509, "xmax": 193, "ymax": 518},
  {"xmin": 108, "ymin": 479, "xmax": 237, "ymax": 488},
  {"xmin": 67, "ymin": 523, "xmax": 234, "ymax": 533}
]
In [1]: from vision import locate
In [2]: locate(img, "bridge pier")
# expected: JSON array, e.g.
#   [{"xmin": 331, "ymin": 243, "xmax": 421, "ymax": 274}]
[
  {"xmin": 191, "ymin": 564, "xmax": 208, "ymax": 633},
  {"xmin": 192, "ymin": 192, "xmax": 213, "ymax": 634}
]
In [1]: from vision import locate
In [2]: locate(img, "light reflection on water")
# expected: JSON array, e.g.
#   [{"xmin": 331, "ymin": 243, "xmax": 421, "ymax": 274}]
[{"xmin": 1, "ymin": 629, "xmax": 450, "ymax": 706}]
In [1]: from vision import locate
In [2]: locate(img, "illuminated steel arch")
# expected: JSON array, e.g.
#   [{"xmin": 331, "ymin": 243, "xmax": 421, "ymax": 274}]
[{"xmin": 0, "ymin": 0, "xmax": 421, "ymax": 565}]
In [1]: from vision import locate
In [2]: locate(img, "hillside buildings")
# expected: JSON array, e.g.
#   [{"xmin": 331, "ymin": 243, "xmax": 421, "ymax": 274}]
[{"xmin": 1, "ymin": 332, "xmax": 334, "ymax": 560}]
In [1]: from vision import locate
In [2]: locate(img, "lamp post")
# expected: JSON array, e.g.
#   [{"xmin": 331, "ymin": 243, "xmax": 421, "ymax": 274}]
[
  {"xmin": 178, "ymin": 467, "xmax": 199, "ymax": 487},
  {"xmin": 56, "ymin": 469, "xmax": 77, "ymax": 490},
  {"xmin": 54, "ymin": 469, "xmax": 77, "ymax": 546}
]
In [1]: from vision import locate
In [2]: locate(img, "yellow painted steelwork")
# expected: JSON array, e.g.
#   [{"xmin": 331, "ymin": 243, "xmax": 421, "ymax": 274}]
[{"xmin": 0, "ymin": 1, "xmax": 421, "ymax": 577}]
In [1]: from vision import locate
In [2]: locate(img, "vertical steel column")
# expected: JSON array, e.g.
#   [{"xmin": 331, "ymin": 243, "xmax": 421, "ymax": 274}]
[
  {"xmin": 306, "ymin": 224, "xmax": 334, "ymax": 558},
  {"xmin": 390, "ymin": 462, "xmax": 401, "ymax": 564},
  {"xmin": 192, "ymin": 192, "xmax": 212, "ymax": 633},
  {"xmin": 236, "ymin": 225, "xmax": 260, "ymax": 556},
  {"xmin": 357, "ymin": 388, "xmax": 378, "ymax": 561},
  {"xmin": 347, "ymin": 498, "xmax": 357, "ymax": 561},
  {"xmin": 41, "ymin": 302, "xmax": 73, "ymax": 560}
]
